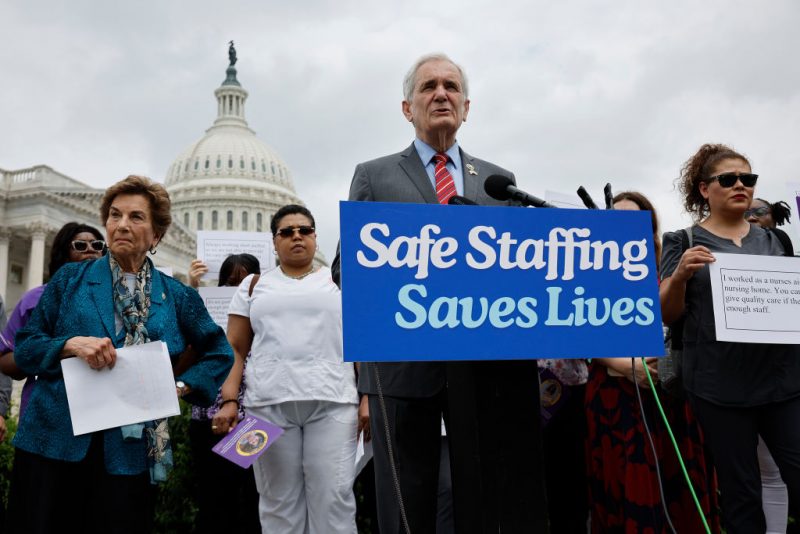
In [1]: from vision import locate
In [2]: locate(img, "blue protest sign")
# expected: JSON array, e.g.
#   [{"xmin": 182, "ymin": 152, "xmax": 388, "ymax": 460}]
[{"xmin": 340, "ymin": 201, "xmax": 664, "ymax": 362}]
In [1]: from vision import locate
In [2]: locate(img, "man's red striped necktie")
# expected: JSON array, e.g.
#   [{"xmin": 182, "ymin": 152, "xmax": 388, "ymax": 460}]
[{"xmin": 433, "ymin": 153, "xmax": 456, "ymax": 205}]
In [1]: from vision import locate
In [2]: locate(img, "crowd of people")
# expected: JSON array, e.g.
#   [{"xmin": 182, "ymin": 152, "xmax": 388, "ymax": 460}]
[{"xmin": 1, "ymin": 52, "xmax": 799, "ymax": 534}]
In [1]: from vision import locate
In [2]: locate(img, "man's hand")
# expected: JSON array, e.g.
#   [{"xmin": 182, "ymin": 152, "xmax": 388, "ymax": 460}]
[
  {"xmin": 0, "ymin": 415, "xmax": 7, "ymax": 442},
  {"xmin": 357, "ymin": 395, "xmax": 370, "ymax": 442}
]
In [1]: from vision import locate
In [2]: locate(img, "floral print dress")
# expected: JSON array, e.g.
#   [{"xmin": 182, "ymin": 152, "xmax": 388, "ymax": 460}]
[{"xmin": 585, "ymin": 363, "xmax": 720, "ymax": 533}]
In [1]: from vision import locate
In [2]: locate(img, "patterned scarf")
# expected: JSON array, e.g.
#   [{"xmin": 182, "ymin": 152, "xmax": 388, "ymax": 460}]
[{"xmin": 110, "ymin": 254, "xmax": 174, "ymax": 483}]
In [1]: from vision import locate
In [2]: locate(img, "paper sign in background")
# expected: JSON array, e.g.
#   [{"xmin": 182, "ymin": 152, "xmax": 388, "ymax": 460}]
[
  {"xmin": 198, "ymin": 286, "xmax": 238, "ymax": 332},
  {"xmin": 196, "ymin": 231, "xmax": 274, "ymax": 279}
]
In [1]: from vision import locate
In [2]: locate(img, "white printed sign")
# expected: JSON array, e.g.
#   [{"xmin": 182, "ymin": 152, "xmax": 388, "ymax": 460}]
[
  {"xmin": 196, "ymin": 231, "xmax": 273, "ymax": 280},
  {"xmin": 709, "ymin": 253, "xmax": 800, "ymax": 343},
  {"xmin": 198, "ymin": 286, "xmax": 238, "ymax": 332}
]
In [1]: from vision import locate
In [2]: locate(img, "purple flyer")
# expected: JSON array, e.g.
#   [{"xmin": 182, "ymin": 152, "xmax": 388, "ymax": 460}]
[
  {"xmin": 539, "ymin": 368, "xmax": 571, "ymax": 428},
  {"xmin": 212, "ymin": 415, "xmax": 284, "ymax": 468}
]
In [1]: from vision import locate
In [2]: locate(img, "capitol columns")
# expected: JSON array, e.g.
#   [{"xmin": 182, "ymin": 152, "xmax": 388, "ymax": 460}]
[
  {"xmin": 26, "ymin": 222, "xmax": 48, "ymax": 290},
  {"xmin": 0, "ymin": 228, "xmax": 10, "ymax": 299}
]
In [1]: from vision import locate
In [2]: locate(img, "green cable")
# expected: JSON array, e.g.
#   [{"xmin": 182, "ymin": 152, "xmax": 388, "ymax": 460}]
[{"xmin": 642, "ymin": 358, "xmax": 712, "ymax": 534}]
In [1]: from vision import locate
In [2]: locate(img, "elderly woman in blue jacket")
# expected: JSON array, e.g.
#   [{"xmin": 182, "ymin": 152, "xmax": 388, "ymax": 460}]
[{"xmin": 7, "ymin": 175, "xmax": 233, "ymax": 534}]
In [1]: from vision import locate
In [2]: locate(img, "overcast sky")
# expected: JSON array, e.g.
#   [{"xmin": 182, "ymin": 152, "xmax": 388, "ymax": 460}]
[{"xmin": 2, "ymin": 0, "xmax": 800, "ymax": 261}]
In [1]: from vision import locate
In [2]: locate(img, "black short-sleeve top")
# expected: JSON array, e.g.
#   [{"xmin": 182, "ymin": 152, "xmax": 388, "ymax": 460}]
[{"xmin": 661, "ymin": 224, "xmax": 800, "ymax": 407}]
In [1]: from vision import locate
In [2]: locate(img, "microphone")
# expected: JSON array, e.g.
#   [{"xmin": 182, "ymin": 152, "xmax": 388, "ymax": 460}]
[
  {"xmin": 603, "ymin": 183, "xmax": 614, "ymax": 210},
  {"xmin": 576, "ymin": 186, "xmax": 598, "ymax": 209},
  {"xmin": 448, "ymin": 195, "xmax": 478, "ymax": 206},
  {"xmin": 484, "ymin": 174, "xmax": 554, "ymax": 208}
]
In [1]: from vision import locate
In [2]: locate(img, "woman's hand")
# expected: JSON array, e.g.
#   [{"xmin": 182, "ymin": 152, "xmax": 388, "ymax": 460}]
[
  {"xmin": 63, "ymin": 336, "xmax": 117, "ymax": 370},
  {"xmin": 211, "ymin": 403, "xmax": 238, "ymax": 435},
  {"xmin": 672, "ymin": 245, "xmax": 715, "ymax": 283},
  {"xmin": 188, "ymin": 259, "xmax": 208, "ymax": 289},
  {"xmin": 357, "ymin": 395, "xmax": 370, "ymax": 442},
  {"xmin": 0, "ymin": 352, "xmax": 25, "ymax": 380},
  {"xmin": 605, "ymin": 357, "xmax": 659, "ymax": 388}
]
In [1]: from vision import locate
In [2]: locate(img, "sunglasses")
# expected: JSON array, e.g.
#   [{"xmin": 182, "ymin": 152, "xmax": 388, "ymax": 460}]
[
  {"xmin": 275, "ymin": 225, "xmax": 315, "ymax": 238},
  {"xmin": 744, "ymin": 206, "xmax": 770, "ymax": 218},
  {"xmin": 71, "ymin": 239, "xmax": 106, "ymax": 252},
  {"xmin": 707, "ymin": 172, "xmax": 758, "ymax": 188}
]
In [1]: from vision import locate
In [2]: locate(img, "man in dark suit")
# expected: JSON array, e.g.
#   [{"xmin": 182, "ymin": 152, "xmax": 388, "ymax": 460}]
[{"xmin": 333, "ymin": 53, "xmax": 548, "ymax": 534}]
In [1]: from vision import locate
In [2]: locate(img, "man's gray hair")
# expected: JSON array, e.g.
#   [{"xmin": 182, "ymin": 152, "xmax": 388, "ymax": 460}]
[{"xmin": 402, "ymin": 52, "xmax": 469, "ymax": 102}]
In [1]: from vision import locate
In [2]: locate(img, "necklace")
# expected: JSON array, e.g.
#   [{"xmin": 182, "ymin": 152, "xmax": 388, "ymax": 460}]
[
  {"xmin": 280, "ymin": 265, "xmax": 316, "ymax": 280},
  {"xmin": 702, "ymin": 219, "xmax": 751, "ymax": 241}
]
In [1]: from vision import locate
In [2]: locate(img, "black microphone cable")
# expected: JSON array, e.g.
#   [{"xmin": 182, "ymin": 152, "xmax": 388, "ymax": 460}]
[
  {"xmin": 373, "ymin": 363, "xmax": 412, "ymax": 534},
  {"xmin": 631, "ymin": 357, "xmax": 678, "ymax": 534},
  {"xmin": 592, "ymin": 184, "xmax": 678, "ymax": 532},
  {"xmin": 641, "ymin": 360, "xmax": 713, "ymax": 533}
]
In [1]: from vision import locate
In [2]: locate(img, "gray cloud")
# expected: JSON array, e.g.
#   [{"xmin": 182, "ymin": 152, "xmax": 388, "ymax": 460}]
[{"xmin": 2, "ymin": 0, "xmax": 800, "ymax": 260}]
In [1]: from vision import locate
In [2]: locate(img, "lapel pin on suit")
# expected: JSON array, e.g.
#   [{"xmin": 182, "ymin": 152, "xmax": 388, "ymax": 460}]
[{"xmin": 466, "ymin": 163, "xmax": 477, "ymax": 175}]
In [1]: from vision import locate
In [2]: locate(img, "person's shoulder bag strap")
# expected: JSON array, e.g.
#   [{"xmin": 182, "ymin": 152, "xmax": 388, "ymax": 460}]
[{"xmin": 248, "ymin": 274, "xmax": 261, "ymax": 297}]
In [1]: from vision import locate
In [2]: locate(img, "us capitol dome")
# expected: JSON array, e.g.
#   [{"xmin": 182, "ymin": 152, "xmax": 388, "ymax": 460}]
[
  {"xmin": 0, "ymin": 43, "xmax": 323, "ymax": 308},
  {"xmin": 165, "ymin": 43, "xmax": 324, "ymax": 265}
]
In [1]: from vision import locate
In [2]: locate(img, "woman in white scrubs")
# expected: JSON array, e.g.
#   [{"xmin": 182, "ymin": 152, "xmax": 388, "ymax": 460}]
[{"xmin": 214, "ymin": 204, "xmax": 359, "ymax": 533}]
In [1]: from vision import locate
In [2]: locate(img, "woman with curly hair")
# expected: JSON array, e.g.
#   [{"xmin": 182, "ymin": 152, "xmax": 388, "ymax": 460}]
[{"xmin": 661, "ymin": 144, "xmax": 800, "ymax": 533}]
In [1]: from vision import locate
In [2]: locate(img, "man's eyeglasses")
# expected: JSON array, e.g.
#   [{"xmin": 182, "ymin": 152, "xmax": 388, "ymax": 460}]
[
  {"xmin": 276, "ymin": 225, "xmax": 315, "ymax": 238},
  {"xmin": 707, "ymin": 172, "xmax": 758, "ymax": 188},
  {"xmin": 71, "ymin": 239, "xmax": 106, "ymax": 252},
  {"xmin": 744, "ymin": 206, "xmax": 770, "ymax": 219}
]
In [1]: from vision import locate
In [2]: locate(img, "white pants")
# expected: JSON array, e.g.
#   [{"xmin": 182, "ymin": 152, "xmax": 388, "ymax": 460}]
[
  {"xmin": 248, "ymin": 400, "xmax": 358, "ymax": 534},
  {"xmin": 758, "ymin": 435, "xmax": 788, "ymax": 534}
]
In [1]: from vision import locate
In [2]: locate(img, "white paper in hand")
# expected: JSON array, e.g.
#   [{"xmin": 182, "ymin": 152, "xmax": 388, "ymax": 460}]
[
  {"xmin": 709, "ymin": 253, "xmax": 800, "ymax": 344},
  {"xmin": 61, "ymin": 341, "xmax": 180, "ymax": 435}
]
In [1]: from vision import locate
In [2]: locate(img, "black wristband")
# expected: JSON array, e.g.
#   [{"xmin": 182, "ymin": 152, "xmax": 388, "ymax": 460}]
[{"xmin": 219, "ymin": 398, "xmax": 239, "ymax": 408}]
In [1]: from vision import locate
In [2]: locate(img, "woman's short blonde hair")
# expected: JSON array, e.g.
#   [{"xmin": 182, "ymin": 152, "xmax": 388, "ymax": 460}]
[{"xmin": 100, "ymin": 175, "xmax": 172, "ymax": 239}]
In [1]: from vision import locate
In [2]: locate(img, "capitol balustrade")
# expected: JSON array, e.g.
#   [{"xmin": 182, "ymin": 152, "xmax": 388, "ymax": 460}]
[{"xmin": 1, "ymin": 165, "xmax": 91, "ymax": 191}]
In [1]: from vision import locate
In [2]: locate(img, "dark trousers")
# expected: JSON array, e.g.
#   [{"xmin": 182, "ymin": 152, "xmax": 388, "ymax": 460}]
[
  {"xmin": 690, "ymin": 393, "xmax": 800, "ymax": 534},
  {"xmin": 5, "ymin": 434, "xmax": 154, "ymax": 534},
  {"xmin": 188, "ymin": 419, "xmax": 260, "ymax": 534},
  {"xmin": 542, "ymin": 384, "xmax": 588, "ymax": 534},
  {"xmin": 369, "ymin": 391, "xmax": 445, "ymax": 534},
  {"xmin": 446, "ymin": 361, "xmax": 549, "ymax": 533},
  {"xmin": 436, "ymin": 437, "xmax": 455, "ymax": 534},
  {"xmin": 369, "ymin": 361, "xmax": 548, "ymax": 534},
  {"xmin": 356, "ymin": 438, "xmax": 454, "ymax": 534}
]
